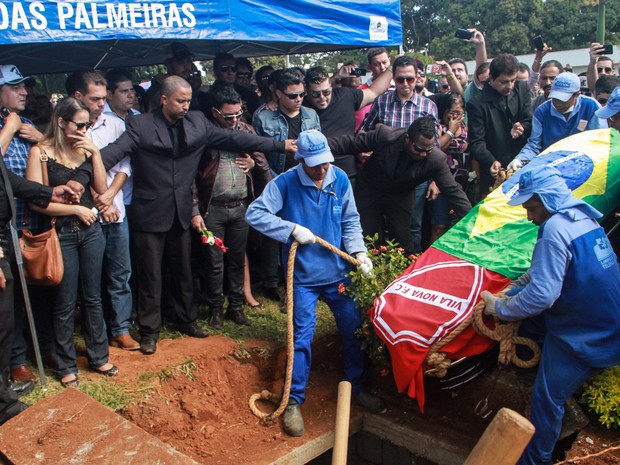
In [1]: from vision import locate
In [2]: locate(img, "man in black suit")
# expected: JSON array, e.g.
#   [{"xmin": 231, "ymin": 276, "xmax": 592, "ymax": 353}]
[
  {"xmin": 0, "ymin": 156, "xmax": 76, "ymax": 425},
  {"xmin": 70, "ymin": 76, "xmax": 292, "ymax": 355}
]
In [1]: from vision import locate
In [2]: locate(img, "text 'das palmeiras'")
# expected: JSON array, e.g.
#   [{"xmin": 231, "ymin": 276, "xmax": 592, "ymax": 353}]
[{"xmin": 384, "ymin": 283, "xmax": 468, "ymax": 314}]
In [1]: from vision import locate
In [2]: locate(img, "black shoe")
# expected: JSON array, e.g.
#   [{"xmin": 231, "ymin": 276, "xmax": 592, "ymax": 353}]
[
  {"xmin": 0, "ymin": 401, "xmax": 29, "ymax": 426},
  {"xmin": 282, "ymin": 399, "xmax": 304, "ymax": 437},
  {"xmin": 226, "ymin": 307, "xmax": 251, "ymax": 326},
  {"xmin": 210, "ymin": 307, "xmax": 224, "ymax": 330},
  {"xmin": 263, "ymin": 286, "xmax": 281, "ymax": 302},
  {"xmin": 140, "ymin": 338, "xmax": 157, "ymax": 355},
  {"xmin": 10, "ymin": 380, "xmax": 35, "ymax": 397},
  {"xmin": 178, "ymin": 323, "xmax": 209, "ymax": 338},
  {"xmin": 353, "ymin": 391, "xmax": 387, "ymax": 414}
]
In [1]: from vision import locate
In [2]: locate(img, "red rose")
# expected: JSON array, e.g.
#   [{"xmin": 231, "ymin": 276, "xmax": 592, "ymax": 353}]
[
  {"xmin": 201, "ymin": 235, "xmax": 208, "ymax": 244},
  {"xmin": 338, "ymin": 283, "xmax": 346, "ymax": 294},
  {"xmin": 379, "ymin": 246, "xmax": 387, "ymax": 252}
]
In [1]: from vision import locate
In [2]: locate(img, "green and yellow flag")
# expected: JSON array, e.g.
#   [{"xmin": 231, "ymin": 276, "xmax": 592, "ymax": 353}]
[{"xmin": 435, "ymin": 129, "xmax": 620, "ymax": 279}]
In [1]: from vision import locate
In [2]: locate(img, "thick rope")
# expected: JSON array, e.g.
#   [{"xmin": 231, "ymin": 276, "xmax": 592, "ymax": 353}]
[{"xmin": 249, "ymin": 237, "xmax": 361, "ymax": 424}]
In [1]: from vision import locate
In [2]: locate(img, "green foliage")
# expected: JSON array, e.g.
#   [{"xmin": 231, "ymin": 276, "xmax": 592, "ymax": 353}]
[
  {"xmin": 344, "ymin": 235, "xmax": 417, "ymax": 373},
  {"xmin": 79, "ymin": 379, "xmax": 132, "ymax": 411},
  {"xmin": 581, "ymin": 366, "xmax": 620, "ymax": 430}
]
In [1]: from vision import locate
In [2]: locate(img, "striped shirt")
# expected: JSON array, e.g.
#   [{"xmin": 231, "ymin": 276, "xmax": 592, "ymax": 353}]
[{"xmin": 361, "ymin": 89, "xmax": 438, "ymax": 131}]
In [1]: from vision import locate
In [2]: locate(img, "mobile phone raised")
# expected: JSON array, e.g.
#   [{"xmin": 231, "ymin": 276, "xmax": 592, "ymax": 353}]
[
  {"xmin": 425, "ymin": 64, "xmax": 442, "ymax": 75},
  {"xmin": 598, "ymin": 44, "xmax": 613, "ymax": 55},
  {"xmin": 350, "ymin": 68, "xmax": 367, "ymax": 77},
  {"xmin": 533, "ymin": 35, "xmax": 544, "ymax": 51},
  {"xmin": 455, "ymin": 29, "xmax": 473, "ymax": 40}
]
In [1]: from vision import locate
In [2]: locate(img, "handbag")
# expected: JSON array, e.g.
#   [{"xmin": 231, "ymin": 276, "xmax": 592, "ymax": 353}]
[{"xmin": 18, "ymin": 146, "xmax": 64, "ymax": 286}]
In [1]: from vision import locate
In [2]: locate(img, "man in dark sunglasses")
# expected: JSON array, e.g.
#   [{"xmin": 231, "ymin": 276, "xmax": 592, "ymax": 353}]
[
  {"xmin": 198, "ymin": 53, "xmax": 260, "ymax": 120},
  {"xmin": 302, "ymin": 64, "xmax": 392, "ymax": 180},
  {"xmin": 586, "ymin": 43, "xmax": 616, "ymax": 93},
  {"xmin": 327, "ymin": 115, "xmax": 471, "ymax": 255}
]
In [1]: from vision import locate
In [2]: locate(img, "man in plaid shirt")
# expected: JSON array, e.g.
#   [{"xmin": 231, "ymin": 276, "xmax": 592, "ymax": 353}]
[{"xmin": 0, "ymin": 64, "xmax": 47, "ymax": 392}]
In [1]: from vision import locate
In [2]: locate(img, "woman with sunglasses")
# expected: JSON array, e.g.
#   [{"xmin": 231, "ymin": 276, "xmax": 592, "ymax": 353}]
[{"xmin": 26, "ymin": 97, "xmax": 117, "ymax": 388}]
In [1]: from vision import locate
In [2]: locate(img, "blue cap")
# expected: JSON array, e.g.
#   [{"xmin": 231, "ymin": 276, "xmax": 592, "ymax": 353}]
[
  {"xmin": 294, "ymin": 130, "xmax": 334, "ymax": 167},
  {"xmin": 508, "ymin": 165, "xmax": 567, "ymax": 206},
  {"xmin": 595, "ymin": 86, "xmax": 620, "ymax": 119},
  {"xmin": 548, "ymin": 72, "xmax": 580, "ymax": 102}
]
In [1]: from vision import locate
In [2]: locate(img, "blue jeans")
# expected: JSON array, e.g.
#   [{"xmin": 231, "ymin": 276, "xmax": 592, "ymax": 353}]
[
  {"xmin": 101, "ymin": 221, "xmax": 133, "ymax": 337},
  {"xmin": 518, "ymin": 335, "xmax": 598, "ymax": 465},
  {"xmin": 290, "ymin": 280, "xmax": 366, "ymax": 404},
  {"xmin": 54, "ymin": 222, "xmax": 108, "ymax": 378}
]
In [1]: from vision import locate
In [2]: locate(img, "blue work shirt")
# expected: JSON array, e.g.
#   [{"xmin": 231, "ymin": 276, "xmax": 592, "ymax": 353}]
[{"xmin": 246, "ymin": 163, "xmax": 365, "ymax": 286}]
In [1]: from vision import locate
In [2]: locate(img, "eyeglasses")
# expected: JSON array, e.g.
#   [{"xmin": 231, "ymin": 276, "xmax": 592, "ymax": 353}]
[
  {"xmin": 395, "ymin": 76, "xmax": 416, "ymax": 84},
  {"xmin": 412, "ymin": 142, "xmax": 434, "ymax": 153},
  {"xmin": 283, "ymin": 91, "xmax": 306, "ymax": 100},
  {"xmin": 597, "ymin": 98, "xmax": 608, "ymax": 105},
  {"xmin": 236, "ymin": 72, "xmax": 252, "ymax": 79},
  {"xmin": 417, "ymin": 72, "xmax": 426, "ymax": 78},
  {"xmin": 214, "ymin": 108, "xmax": 244, "ymax": 120},
  {"xmin": 219, "ymin": 65, "xmax": 237, "ymax": 73},
  {"xmin": 597, "ymin": 67, "xmax": 613, "ymax": 74},
  {"xmin": 65, "ymin": 119, "xmax": 92, "ymax": 130},
  {"xmin": 448, "ymin": 110, "xmax": 464, "ymax": 116},
  {"xmin": 309, "ymin": 89, "xmax": 332, "ymax": 98}
]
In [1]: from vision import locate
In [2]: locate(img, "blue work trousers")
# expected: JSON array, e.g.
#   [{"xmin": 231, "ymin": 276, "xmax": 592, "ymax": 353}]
[{"xmin": 290, "ymin": 280, "xmax": 366, "ymax": 404}]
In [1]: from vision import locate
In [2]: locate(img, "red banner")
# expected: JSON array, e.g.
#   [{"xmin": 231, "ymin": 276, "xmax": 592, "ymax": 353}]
[{"xmin": 370, "ymin": 247, "xmax": 510, "ymax": 411}]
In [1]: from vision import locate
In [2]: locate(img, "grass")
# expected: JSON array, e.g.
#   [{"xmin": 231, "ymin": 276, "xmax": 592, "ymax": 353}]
[{"xmin": 20, "ymin": 285, "xmax": 340, "ymax": 412}]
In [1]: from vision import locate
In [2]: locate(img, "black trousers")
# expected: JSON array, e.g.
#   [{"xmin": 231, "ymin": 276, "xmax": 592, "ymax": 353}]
[
  {"xmin": 0, "ymin": 237, "xmax": 18, "ymax": 413},
  {"xmin": 132, "ymin": 219, "xmax": 195, "ymax": 339}
]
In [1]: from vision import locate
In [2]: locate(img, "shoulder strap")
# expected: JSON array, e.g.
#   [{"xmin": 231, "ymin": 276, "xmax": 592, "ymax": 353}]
[{"xmin": 37, "ymin": 144, "xmax": 49, "ymax": 186}]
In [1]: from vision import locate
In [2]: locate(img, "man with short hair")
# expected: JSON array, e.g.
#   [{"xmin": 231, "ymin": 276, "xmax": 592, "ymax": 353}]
[
  {"xmin": 587, "ymin": 43, "xmax": 616, "ymax": 93},
  {"xmin": 199, "ymin": 53, "xmax": 260, "ymax": 119},
  {"xmin": 246, "ymin": 129, "xmax": 383, "ymax": 437},
  {"xmin": 362, "ymin": 56, "xmax": 438, "ymax": 132},
  {"xmin": 0, "ymin": 64, "xmax": 46, "ymax": 391},
  {"xmin": 191, "ymin": 86, "xmax": 271, "ymax": 329},
  {"xmin": 355, "ymin": 47, "xmax": 392, "ymax": 130},
  {"xmin": 467, "ymin": 53, "xmax": 533, "ymax": 195},
  {"xmin": 70, "ymin": 76, "xmax": 293, "ymax": 355},
  {"xmin": 252, "ymin": 69, "xmax": 321, "ymax": 301},
  {"xmin": 67, "ymin": 71, "xmax": 138, "ymax": 350},
  {"xmin": 234, "ymin": 57, "xmax": 254, "ymax": 90},
  {"xmin": 594, "ymin": 75, "xmax": 620, "ymax": 106},
  {"xmin": 104, "ymin": 69, "xmax": 139, "ymax": 123},
  {"xmin": 303, "ymin": 65, "xmax": 391, "ymax": 179},
  {"xmin": 508, "ymin": 72, "xmax": 604, "ymax": 170},
  {"xmin": 531, "ymin": 60, "xmax": 563, "ymax": 111},
  {"xmin": 481, "ymin": 165, "xmax": 620, "ymax": 465},
  {"xmin": 328, "ymin": 116, "xmax": 471, "ymax": 254}
]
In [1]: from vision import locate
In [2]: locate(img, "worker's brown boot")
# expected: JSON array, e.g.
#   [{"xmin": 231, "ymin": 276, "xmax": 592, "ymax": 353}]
[{"xmin": 282, "ymin": 399, "xmax": 304, "ymax": 437}]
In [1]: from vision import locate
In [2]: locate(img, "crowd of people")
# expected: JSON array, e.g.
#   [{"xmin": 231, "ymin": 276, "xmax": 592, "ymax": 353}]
[{"xmin": 0, "ymin": 34, "xmax": 619, "ymax": 451}]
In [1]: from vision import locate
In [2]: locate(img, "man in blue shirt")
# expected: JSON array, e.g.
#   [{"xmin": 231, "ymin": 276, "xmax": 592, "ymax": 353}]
[
  {"xmin": 482, "ymin": 165, "xmax": 620, "ymax": 465},
  {"xmin": 508, "ymin": 73, "xmax": 606, "ymax": 169},
  {"xmin": 246, "ymin": 130, "xmax": 384, "ymax": 437}
]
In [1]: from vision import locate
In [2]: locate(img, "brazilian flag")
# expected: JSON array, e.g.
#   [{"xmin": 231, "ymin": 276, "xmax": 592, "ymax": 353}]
[{"xmin": 435, "ymin": 129, "xmax": 620, "ymax": 279}]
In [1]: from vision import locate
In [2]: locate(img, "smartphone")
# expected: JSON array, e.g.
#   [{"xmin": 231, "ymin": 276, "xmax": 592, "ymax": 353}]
[
  {"xmin": 598, "ymin": 44, "xmax": 614, "ymax": 55},
  {"xmin": 533, "ymin": 35, "xmax": 544, "ymax": 51},
  {"xmin": 455, "ymin": 28, "xmax": 473, "ymax": 40},
  {"xmin": 350, "ymin": 68, "xmax": 367, "ymax": 77},
  {"xmin": 425, "ymin": 64, "xmax": 442, "ymax": 74}
]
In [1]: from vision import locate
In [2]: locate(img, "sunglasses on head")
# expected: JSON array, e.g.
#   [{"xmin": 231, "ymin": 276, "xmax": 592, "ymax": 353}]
[
  {"xmin": 236, "ymin": 72, "xmax": 252, "ymax": 79},
  {"xmin": 66, "ymin": 119, "xmax": 92, "ymax": 130},
  {"xmin": 417, "ymin": 72, "xmax": 426, "ymax": 78},
  {"xmin": 219, "ymin": 65, "xmax": 237, "ymax": 73},
  {"xmin": 214, "ymin": 108, "xmax": 244, "ymax": 120},
  {"xmin": 309, "ymin": 89, "xmax": 332, "ymax": 98},
  {"xmin": 283, "ymin": 91, "xmax": 306, "ymax": 100},
  {"xmin": 412, "ymin": 142, "xmax": 434, "ymax": 153},
  {"xmin": 395, "ymin": 76, "xmax": 416, "ymax": 84},
  {"xmin": 597, "ymin": 67, "xmax": 613, "ymax": 73}
]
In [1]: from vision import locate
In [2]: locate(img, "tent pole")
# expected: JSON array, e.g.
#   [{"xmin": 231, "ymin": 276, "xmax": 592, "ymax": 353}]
[{"xmin": 94, "ymin": 40, "xmax": 120, "ymax": 70}]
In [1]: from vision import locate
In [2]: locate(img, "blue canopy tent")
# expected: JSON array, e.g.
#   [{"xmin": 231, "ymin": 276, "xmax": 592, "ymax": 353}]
[{"xmin": 0, "ymin": 0, "xmax": 402, "ymax": 74}]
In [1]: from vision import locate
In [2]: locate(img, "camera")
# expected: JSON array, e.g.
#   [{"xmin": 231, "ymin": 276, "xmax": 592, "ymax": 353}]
[
  {"xmin": 455, "ymin": 29, "xmax": 473, "ymax": 40},
  {"xmin": 532, "ymin": 35, "xmax": 544, "ymax": 51},
  {"xmin": 425, "ymin": 64, "xmax": 442, "ymax": 75},
  {"xmin": 350, "ymin": 68, "xmax": 367, "ymax": 77}
]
